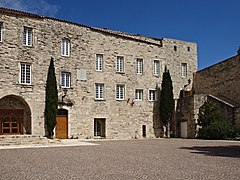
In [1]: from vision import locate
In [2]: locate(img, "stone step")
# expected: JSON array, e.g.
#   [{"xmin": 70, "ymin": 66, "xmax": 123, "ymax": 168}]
[{"xmin": 0, "ymin": 135, "xmax": 62, "ymax": 146}]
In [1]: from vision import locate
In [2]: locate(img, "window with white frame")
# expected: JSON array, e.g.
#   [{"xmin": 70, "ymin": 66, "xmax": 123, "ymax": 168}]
[
  {"xmin": 136, "ymin": 58, "xmax": 143, "ymax": 74},
  {"xmin": 153, "ymin": 60, "xmax": 160, "ymax": 76},
  {"xmin": 61, "ymin": 38, "xmax": 70, "ymax": 56},
  {"xmin": 0, "ymin": 22, "xmax": 3, "ymax": 42},
  {"xmin": 116, "ymin": 56, "xmax": 124, "ymax": 73},
  {"xmin": 61, "ymin": 72, "xmax": 71, "ymax": 88},
  {"xmin": 116, "ymin": 84, "xmax": 125, "ymax": 100},
  {"xmin": 96, "ymin": 54, "xmax": 103, "ymax": 71},
  {"xmin": 20, "ymin": 63, "xmax": 31, "ymax": 84},
  {"xmin": 95, "ymin": 83, "xmax": 104, "ymax": 100},
  {"xmin": 149, "ymin": 90, "xmax": 157, "ymax": 101},
  {"xmin": 181, "ymin": 63, "xmax": 187, "ymax": 78},
  {"xmin": 135, "ymin": 89, "xmax": 143, "ymax": 101},
  {"xmin": 23, "ymin": 27, "xmax": 32, "ymax": 46}
]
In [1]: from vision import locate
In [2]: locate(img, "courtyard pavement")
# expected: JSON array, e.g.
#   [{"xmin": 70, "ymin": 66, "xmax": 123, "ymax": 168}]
[{"xmin": 0, "ymin": 138, "xmax": 239, "ymax": 180}]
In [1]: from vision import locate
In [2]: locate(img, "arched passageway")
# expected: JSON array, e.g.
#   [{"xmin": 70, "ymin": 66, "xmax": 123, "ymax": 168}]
[{"xmin": 0, "ymin": 95, "xmax": 31, "ymax": 135}]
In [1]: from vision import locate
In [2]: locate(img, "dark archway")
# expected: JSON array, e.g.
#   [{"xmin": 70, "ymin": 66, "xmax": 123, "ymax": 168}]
[{"xmin": 0, "ymin": 95, "xmax": 32, "ymax": 134}]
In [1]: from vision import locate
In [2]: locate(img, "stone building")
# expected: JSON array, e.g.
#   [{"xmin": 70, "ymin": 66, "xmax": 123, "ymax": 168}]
[
  {"xmin": 179, "ymin": 54, "xmax": 240, "ymax": 138},
  {"xmin": 0, "ymin": 8, "xmax": 197, "ymax": 139}
]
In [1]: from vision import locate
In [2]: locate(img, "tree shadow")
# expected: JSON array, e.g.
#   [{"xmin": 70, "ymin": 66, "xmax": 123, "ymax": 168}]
[
  {"xmin": 153, "ymin": 86, "xmax": 163, "ymax": 138},
  {"xmin": 180, "ymin": 145, "xmax": 240, "ymax": 158}
]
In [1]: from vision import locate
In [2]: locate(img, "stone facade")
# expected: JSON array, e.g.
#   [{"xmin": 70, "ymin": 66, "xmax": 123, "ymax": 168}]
[
  {"xmin": 0, "ymin": 8, "xmax": 197, "ymax": 139},
  {"xmin": 179, "ymin": 55, "xmax": 240, "ymax": 138}
]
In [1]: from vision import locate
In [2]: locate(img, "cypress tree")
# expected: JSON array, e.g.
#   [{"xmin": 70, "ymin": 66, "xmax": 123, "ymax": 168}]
[
  {"xmin": 45, "ymin": 57, "xmax": 58, "ymax": 139},
  {"xmin": 160, "ymin": 66, "xmax": 174, "ymax": 138}
]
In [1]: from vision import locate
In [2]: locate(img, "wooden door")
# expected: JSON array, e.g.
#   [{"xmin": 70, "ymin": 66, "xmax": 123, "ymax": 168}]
[
  {"xmin": 56, "ymin": 115, "xmax": 68, "ymax": 139},
  {"xmin": 0, "ymin": 109, "xmax": 23, "ymax": 135}
]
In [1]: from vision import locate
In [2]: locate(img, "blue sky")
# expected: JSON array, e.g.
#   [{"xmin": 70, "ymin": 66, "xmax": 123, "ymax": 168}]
[{"xmin": 0, "ymin": 0, "xmax": 239, "ymax": 70}]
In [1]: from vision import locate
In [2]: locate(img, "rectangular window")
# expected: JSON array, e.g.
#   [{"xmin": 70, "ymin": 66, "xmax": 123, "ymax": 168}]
[
  {"xmin": 153, "ymin": 60, "xmax": 160, "ymax": 76},
  {"xmin": 181, "ymin": 63, "xmax": 187, "ymax": 78},
  {"xmin": 61, "ymin": 38, "xmax": 70, "ymax": 56},
  {"xmin": 23, "ymin": 27, "xmax": 32, "ymax": 46},
  {"xmin": 96, "ymin": 54, "xmax": 103, "ymax": 71},
  {"xmin": 149, "ymin": 90, "xmax": 157, "ymax": 101},
  {"xmin": 135, "ymin": 89, "xmax": 143, "ymax": 101},
  {"xmin": 136, "ymin": 58, "xmax": 143, "ymax": 74},
  {"xmin": 61, "ymin": 72, "xmax": 71, "ymax": 88},
  {"xmin": 116, "ymin": 84, "xmax": 125, "ymax": 100},
  {"xmin": 95, "ymin": 83, "xmax": 104, "ymax": 100},
  {"xmin": 20, "ymin": 63, "xmax": 31, "ymax": 84},
  {"xmin": 116, "ymin": 56, "xmax": 124, "ymax": 73},
  {"xmin": 0, "ymin": 22, "xmax": 3, "ymax": 42}
]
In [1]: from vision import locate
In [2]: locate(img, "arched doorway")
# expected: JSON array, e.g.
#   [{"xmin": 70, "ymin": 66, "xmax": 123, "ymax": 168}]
[
  {"xmin": 55, "ymin": 109, "xmax": 68, "ymax": 139},
  {"xmin": 0, "ymin": 95, "xmax": 31, "ymax": 135}
]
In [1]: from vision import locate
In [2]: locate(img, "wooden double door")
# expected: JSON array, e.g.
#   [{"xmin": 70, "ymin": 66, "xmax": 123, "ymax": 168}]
[{"xmin": 0, "ymin": 109, "xmax": 23, "ymax": 135}]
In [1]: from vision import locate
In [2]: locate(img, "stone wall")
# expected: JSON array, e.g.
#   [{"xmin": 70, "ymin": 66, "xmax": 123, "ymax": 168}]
[
  {"xmin": 193, "ymin": 55, "xmax": 240, "ymax": 107},
  {"xmin": 193, "ymin": 55, "xmax": 240, "ymax": 130},
  {"xmin": 0, "ymin": 8, "xmax": 198, "ymax": 139}
]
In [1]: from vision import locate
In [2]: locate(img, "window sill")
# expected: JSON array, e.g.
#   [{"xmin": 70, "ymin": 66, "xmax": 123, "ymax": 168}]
[
  {"xmin": 95, "ymin": 98, "xmax": 106, "ymax": 101},
  {"xmin": 116, "ymin": 72, "xmax": 125, "ymax": 74},
  {"xmin": 23, "ymin": 44, "xmax": 33, "ymax": 47},
  {"xmin": 61, "ymin": 55, "xmax": 70, "ymax": 58},
  {"xmin": 17, "ymin": 83, "xmax": 33, "ymax": 87}
]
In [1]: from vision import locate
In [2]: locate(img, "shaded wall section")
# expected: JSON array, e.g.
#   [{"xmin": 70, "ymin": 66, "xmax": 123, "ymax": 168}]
[{"xmin": 193, "ymin": 55, "xmax": 240, "ymax": 107}]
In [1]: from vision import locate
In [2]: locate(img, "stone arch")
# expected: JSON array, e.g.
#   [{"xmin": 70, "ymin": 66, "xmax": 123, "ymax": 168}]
[{"xmin": 0, "ymin": 95, "xmax": 32, "ymax": 134}]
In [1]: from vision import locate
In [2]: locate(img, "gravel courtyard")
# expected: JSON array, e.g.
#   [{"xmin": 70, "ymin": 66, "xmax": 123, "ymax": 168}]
[{"xmin": 0, "ymin": 139, "xmax": 239, "ymax": 180}]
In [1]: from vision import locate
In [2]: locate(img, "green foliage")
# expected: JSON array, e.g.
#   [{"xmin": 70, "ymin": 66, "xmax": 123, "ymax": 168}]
[
  {"xmin": 44, "ymin": 58, "xmax": 58, "ymax": 138},
  {"xmin": 160, "ymin": 66, "xmax": 174, "ymax": 126},
  {"xmin": 197, "ymin": 101, "xmax": 234, "ymax": 139},
  {"xmin": 238, "ymin": 46, "xmax": 240, "ymax": 55}
]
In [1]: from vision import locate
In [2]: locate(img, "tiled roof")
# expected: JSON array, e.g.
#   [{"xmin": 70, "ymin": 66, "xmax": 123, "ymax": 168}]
[{"xmin": 0, "ymin": 7, "xmax": 162, "ymax": 46}]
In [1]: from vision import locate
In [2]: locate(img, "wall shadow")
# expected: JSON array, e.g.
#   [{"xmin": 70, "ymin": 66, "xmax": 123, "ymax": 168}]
[
  {"xmin": 180, "ymin": 145, "xmax": 240, "ymax": 158},
  {"xmin": 153, "ymin": 86, "xmax": 163, "ymax": 138}
]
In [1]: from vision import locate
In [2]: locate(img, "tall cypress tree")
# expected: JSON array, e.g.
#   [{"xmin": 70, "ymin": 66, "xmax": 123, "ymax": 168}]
[
  {"xmin": 45, "ymin": 57, "xmax": 58, "ymax": 138},
  {"xmin": 160, "ymin": 66, "xmax": 174, "ymax": 138}
]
